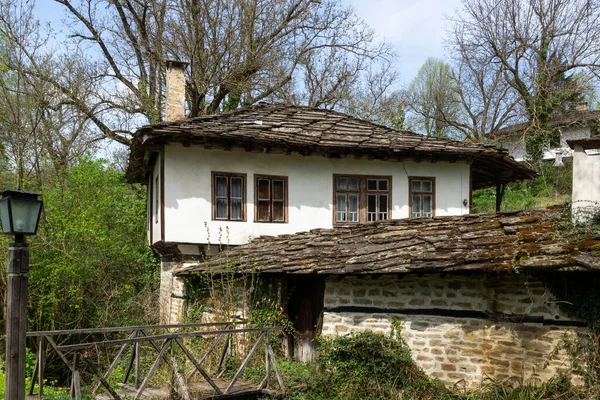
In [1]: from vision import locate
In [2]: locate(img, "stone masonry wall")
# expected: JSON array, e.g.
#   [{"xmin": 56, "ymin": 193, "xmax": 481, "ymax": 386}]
[
  {"xmin": 322, "ymin": 274, "xmax": 587, "ymax": 388},
  {"xmin": 160, "ymin": 261, "xmax": 185, "ymax": 324}
]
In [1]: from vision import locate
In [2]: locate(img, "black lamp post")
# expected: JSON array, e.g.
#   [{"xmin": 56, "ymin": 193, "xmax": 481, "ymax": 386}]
[{"xmin": 0, "ymin": 190, "xmax": 42, "ymax": 400}]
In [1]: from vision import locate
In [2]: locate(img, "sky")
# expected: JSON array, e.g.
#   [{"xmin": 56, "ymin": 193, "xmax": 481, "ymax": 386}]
[
  {"xmin": 35, "ymin": 0, "xmax": 463, "ymax": 85},
  {"xmin": 341, "ymin": 0, "xmax": 463, "ymax": 84}
]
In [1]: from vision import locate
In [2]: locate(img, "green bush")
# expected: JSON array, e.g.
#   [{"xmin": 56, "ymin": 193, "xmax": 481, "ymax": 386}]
[{"xmin": 306, "ymin": 332, "xmax": 451, "ymax": 400}]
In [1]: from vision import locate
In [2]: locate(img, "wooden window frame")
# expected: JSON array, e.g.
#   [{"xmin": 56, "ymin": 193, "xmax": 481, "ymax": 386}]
[
  {"xmin": 211, "ymin": 171, "xmax": 247, "ymax": 222},
  {"xmin": 409, "ymin": 176, "xmax": 436, "ymax": 218},
  {"xmin": 332, "ymin": 174, "xmax": 392, "ymax": 225},
  {"xmin": 254, "ymin": 174, "xmax": 289, "ymax": 223}
]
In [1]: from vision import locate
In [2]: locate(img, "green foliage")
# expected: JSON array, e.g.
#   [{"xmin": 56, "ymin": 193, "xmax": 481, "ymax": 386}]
[
  {"xmin": 305, "ymin": 332, "xmax": 450, "ymax": 400},
  {"xmin": 472, "ymin": 162, "xmax": 572, "ymax": 213},
  {"xmin": 262, "ymin": 333, "xmax": 586, "ymax": 400},
  {"xmin": 26, "ymin": 157, "xmax": 160, "ymax": 331},
  {"xmin": 249, "ymin": 278, "xmax": 294, "ymax": 336},
  {"xmin": 466, "ymin": 375, "xmax": 581, "ymax": 400}
]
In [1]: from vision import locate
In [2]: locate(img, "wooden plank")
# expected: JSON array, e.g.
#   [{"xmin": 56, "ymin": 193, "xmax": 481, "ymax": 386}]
[
  {"xmin": 268, "ymin": 346, "xmax": 286, "ymax": 393},
  {"xmin": 82, "ymin": 357, "xmax": 121, "ymax": 400},
  {"xmin": 27, "ymin": 321, "xmax": 243, "ymax": 337},
  {"xmin": 58, "ymin": 327, "xmax": 283, "ymax": 351},
  {"xmin": 27, "ymin": 348, "xmax": 38, "ymax": 396},
  {"xmin": 187, "ymin": 328, "xmax": 230, "ymax": 380},
  {"xmin": 93, "ymin": 331, "xmax": 136, "ymax": 394},
  {"xmin": 175, "ymin": 338, "xmax": 223, "ymax": 395},
  {"xmin": 135, "ymin": 341, "xmax": 141, "ymax": 388},
  {"xmin": 216, "ymin": 333, "xmax": 231, "ymax": 376},
  {"xmin": 134, "ymin": 339, "xmax": 171, "ymax": 400},
  {"xmin": 38, "ymin": 337, "xmax": 45, "ymax": 398},
  {"xmin": 45, "ymin": 336, "xmax": 75, "ymax": 373},
  {"xmin": 225, "ymin": 332, "xmax": 265, "ymax": 394}
]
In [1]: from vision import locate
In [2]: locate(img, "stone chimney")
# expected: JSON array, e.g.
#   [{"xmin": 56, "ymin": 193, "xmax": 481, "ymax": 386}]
[{"xmin": 165, "ymin": 60, "xmax": 189, "ymax": 122}]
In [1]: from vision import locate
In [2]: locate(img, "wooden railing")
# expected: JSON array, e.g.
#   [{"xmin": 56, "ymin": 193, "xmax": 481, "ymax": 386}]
[{"xmin": 26, "ymin": 321, "xmax": 286, "ymax": 399}]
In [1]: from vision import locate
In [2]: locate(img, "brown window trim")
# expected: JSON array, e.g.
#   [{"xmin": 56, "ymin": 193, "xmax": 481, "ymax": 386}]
[
  {"xmin": 211, "ymin": 171, "xmax": 247, "ymax": 221},
  {"xmin": 254, "ymin": 174, "xmax": 289, "ymax": 223},
  {"xmin": 409, "ymin": 176, "xmax": 436, "ymax": 218},
  {"xmin": 332, "ymin": 174, "xmax": 392, "ymax": 225}
]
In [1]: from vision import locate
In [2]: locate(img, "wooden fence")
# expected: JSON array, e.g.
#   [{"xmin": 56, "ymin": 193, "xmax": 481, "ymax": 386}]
[{"xmin": 25, "ymin": 321, "xmax": 286, "ymax": 399}]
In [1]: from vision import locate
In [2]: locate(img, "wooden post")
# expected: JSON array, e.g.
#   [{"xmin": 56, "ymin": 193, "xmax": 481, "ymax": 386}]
[
  {"xmin": 5, "ymin": 239, "xmax": 29, "ymax": 400},
  {"xmin": 495, "ymin": 183, "xmax": 505, "ymax": 212}
]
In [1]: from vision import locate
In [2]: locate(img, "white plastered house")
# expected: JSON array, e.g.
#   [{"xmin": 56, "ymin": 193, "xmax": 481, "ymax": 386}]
[
  {"xmin": 124, "ymin": 63, "xmax": 600, "ymax": 390},
  {"xmin": 493, "ymin": 108, "xmax": 600, "ymax": 164},
  {"xmin": 125, "ymin": 62, "xmax": 534, "ymax": 325}
]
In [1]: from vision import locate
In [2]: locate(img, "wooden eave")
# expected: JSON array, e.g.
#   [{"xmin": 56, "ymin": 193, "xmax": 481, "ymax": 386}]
[
  {"xmin": 173, "ymin": 205, "xmax": 600, "ymax": 276},
  {"xmin": 567, "ymin": 138, "xmax": 600, "ymax": 150}
]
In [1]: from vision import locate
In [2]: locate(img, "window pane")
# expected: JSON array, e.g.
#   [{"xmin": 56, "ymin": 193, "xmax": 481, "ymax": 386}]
[
  {"xmin": 273, "ymin": 201, "xmax": 284, "ymax": 221},
  {"xmin": 347, "ymin": 178, "xmax": 359, "ymax": 191},
  {"xmin": 349, "ymin": 194, "xmax": 359, "ymax": 222},
  {"xmin": 412, "ymin": 195, "xmax": 421, "ymax": 217},
  {"xmin": 216, "ymin": 198, "xmax": 228, "ymax": 219},
  {"xmin": 257, "ymin": 200, "xmax": 270, "ymax": 221},
  {"xmin": 336, "ymin": 194, "xmax": 346, "ymax": 222},
  {"xmin": 336, "ymin": 194, "xmax": 347, "ymax": 212},
  {"xmin": 378, "ymin": 180, "xmax": 388, "ymax": 191},
  {"xmin": 422, "ymin": 180, "xmax": 432, "ymax": 192},
  {"xmin": 367, "ymin": 180, "xmax": 377, "ymax": 191},
  {"xmin": 379, "ymin": 195, "xmax": 388, "ymax": 219},
  {"xmin": 216, "ymin": 176, "xmax": 227, "ymax": 197},
  {"xmin": 231, "ymin": 199, "xmax": 243, "ymax": 220},
  {"xmin": 336, "ymin": 178, "xmax": 347, "ymax": 190},
  {"xmin": 231, "ymin": 177, "xmax": 243, "ymax": 198},
  {"xmin": 367, "ymin": 194, "xmax": 376, "ymax": 213},
  {"xmin": 423, "ymin": 195, "xmax": 432, "ymax": 217},
  {"xmin": 272, "ymin": 180, "xmax": 284, "ymax": 200},
  {"xmin": 367, "ymin": 194, "xmax": 376, "ymax": 221},
  {"xmin": 257, "ymin": 179, "xmax": 270, "ymax": 200},
  {"xmin": 412, "ymin": 180, "xmax": 421, "ymax": 192}
]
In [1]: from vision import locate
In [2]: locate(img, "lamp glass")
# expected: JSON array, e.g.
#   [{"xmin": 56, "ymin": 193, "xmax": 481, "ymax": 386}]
[
  {"xmin": 10, "ymin": 198, "xmax": 42, "ymax": 234},
  {"xmin": 0, "ymin": 197, "xmax": 11, "ymax": 233}
]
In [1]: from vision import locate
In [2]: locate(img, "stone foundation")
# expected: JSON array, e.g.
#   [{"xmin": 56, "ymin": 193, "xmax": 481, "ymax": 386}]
[
  {"xmin": 322, "ymin": 274, "xmax": 586, "ymax": 388},
  {"xmin": 160, "ymin": 261, "xmax": 185, "ymax": 324}
]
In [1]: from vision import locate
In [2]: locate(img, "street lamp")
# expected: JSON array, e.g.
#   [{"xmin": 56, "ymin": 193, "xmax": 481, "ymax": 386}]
[{"xmin": 0, "ymin": 190, "xmax": 43, "ymax": 400}]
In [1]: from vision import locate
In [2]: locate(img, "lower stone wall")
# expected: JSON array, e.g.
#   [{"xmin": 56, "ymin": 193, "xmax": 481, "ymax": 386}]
[
  {"xmin": 160, "ymin": 261, "xmax": 185, "ymax": 324},
  {"xmin": 322, "ymin": 274, "xmax": 587, "ymax": 388}
]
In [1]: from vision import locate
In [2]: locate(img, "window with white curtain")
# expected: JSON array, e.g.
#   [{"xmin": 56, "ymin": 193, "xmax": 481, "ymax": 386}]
[{"xmin": 212, "ymin": 172, "xmax": 246, "ymax": 221}]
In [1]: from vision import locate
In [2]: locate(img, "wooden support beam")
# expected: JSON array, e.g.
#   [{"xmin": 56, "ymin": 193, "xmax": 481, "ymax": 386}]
[
  {"xmin": 225, "ymin": 332, "xmax": 265, "ymax": 394},
  {"xmin": 134, "ymin": 339, "xmax": 171, "ymax": 400},
  {"xmin": 82, "ymin": 357, "xmax": 121, "ymax": 400},
  {"xmin": 496, "ymin": 183, "xmax": 505, "ymax": 212},
  {"xmin": 175, "ymin": 338, "xmax": 223, "ymax": 395},
  {"xmin": 93, "ymin": 331, "xmax": 137, "ymax": 395}
]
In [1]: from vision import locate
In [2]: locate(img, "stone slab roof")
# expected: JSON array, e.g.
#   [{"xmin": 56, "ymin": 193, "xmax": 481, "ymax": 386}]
[
  {"xmin": 174, "ymin": 206, "xmax": 600, "ymax": 276},
  {"xmin": 126, "ymin": 103, "xmax": 534, "ymax": 189},
  {"xmin": 567, "ymin": 137, "xmax": 600, "ymax": 150},
  {"xmin": 493, "ymin": 110, "xmax": 600, "ymax": 139}
]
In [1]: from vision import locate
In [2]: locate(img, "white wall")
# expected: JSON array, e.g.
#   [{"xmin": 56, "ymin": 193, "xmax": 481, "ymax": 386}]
[
  {"xmin": 150, "ymin": 152, "xmax": 162, "ymax": 244},
  {"xmin": 502, "ymin": 126, "xmax": 591, "ymax": 162},
  {"xmin": 161, "ymin": 145, "xmax": 471, "ymax": 245},
  {"xmin": 572, "ymin": 143, "xmax": 600, "ymax": 223}
]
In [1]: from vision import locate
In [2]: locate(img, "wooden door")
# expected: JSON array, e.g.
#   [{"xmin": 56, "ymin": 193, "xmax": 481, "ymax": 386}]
[{"xmin": 286, "ymin": 275, "xmax": 325, "ymax": 362}]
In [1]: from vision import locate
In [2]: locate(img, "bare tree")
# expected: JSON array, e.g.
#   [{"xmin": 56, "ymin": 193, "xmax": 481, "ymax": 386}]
[
  {"xmin": 334, "ymin": 61, "xmax": 404, "ymax": 128},
  {"xmin": 449, "ymin": 44, "xmax": 520, "ymax": 141},
  {"xmin": 0, "ymin": 0, "xmax": 104, "ymax": 184},
  {"xmin": 451, "ymin": 0, "xmax": 600, "ymax": 134},
  {"xmin": 6, "ymin": 0, "xmax": 393, "ymax": 146}
]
